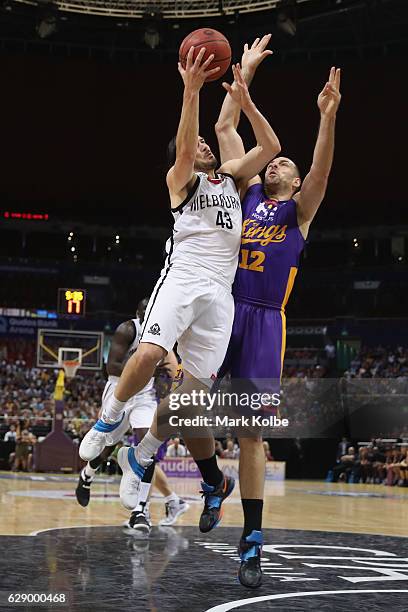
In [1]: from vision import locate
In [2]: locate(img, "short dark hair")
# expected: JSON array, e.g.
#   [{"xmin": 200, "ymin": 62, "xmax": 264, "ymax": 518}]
[
  {"xmin": 292, "ymin": 162, "xmax": 301, "ymax": 179},
  {"xmin": 166, "ymin": 136, "xmax": 177, "ymax": 170}
]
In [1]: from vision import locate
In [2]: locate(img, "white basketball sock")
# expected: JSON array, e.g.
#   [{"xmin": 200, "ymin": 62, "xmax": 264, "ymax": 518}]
[
  {"xmin": 164, "ymin": 492, "xmax": 178, "ymax": 504},
  {"xmin": 102, "ymin": 392, "xmax": 126, "ymax": 423},
  {"xmin": 83, "ymin": 464, "xmax": 96, "ymax": 480},
  {"xmin": 136, "ymin": 431, "xmax": 163, "ymax": 465}
]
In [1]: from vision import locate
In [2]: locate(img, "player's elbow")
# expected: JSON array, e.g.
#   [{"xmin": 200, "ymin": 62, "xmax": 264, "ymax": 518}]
[
  {"xmin": 215, "ymin": 119, "xmax": 227, "ymax": 134},
  {"xmin": 215, "ymin": 120, "xmax": 234, "ymax": 138},
  {"xmin": 265, "ymin": 136, "xmax": 281, "ymax": 159}
]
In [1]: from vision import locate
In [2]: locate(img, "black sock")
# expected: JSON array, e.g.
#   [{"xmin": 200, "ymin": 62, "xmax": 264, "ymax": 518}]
[
  {"xmin": 242, "ymin": 499, "xmax": 263, "ymax": 538},
  {"xmin": 142, "ymin": 459, "xmax": 156, "ymax": 484},
  {"xmin": 195, "ymin": 454, "xmax": 224, "ymax": 486},
  {"xmin": 89, "ymin": 457, "xmax": 102, "ymax": 470},
  {"xmin": 90, "ymin": 445, "xmax": 116, "ymax": 470}
]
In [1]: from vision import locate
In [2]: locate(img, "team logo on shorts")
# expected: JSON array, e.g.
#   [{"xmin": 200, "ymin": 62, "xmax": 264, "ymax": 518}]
[{"xmin": 148, "ymin": 323, "xmax": 161, "ymax": 336}]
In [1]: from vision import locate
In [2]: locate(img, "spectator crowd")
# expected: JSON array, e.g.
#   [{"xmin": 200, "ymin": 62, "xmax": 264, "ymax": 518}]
[
  {"xmin": 345, "ymin": 345, "xmax": 408, "ymax": 378},
  {"xmin": 1, "ymin": 339, "xmax": 407, "ymax": 476},
  {"xmin": 329, "ymin": 438, "xmax": 408, "ymax": 487}
]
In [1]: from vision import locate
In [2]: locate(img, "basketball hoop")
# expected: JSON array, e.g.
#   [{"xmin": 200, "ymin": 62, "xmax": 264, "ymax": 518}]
[{"xmin": 62, "ymin": 359, "xmax": 80, "ymax": 379}]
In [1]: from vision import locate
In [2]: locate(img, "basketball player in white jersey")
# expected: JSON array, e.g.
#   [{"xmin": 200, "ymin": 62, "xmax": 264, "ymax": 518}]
[
  {"xmin": 77, "ymin": 299, "xmax": 189, "ymax": 533},
  {"xmin": 80, "ymin": 47, "xmax": 281, "ymax": 527}
]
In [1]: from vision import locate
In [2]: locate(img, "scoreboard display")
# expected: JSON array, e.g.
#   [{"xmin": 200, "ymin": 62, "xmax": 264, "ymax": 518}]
[{"xmin": 57, "ymin": 288, "xmax": 86, "ymax": 317}]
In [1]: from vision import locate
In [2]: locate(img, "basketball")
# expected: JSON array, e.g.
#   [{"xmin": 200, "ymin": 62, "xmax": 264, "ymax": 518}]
[{"xmin": 179, "ymin": 28, "xmax": 231, "ymax": 82}]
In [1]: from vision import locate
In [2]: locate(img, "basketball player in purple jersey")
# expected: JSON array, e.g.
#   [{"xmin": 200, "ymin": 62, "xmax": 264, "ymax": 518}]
[{"xmin": 215, "ymin": 35, "xmax": 342, "ymax": 587}]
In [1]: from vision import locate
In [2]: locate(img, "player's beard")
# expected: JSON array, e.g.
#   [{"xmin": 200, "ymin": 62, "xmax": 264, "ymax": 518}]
[
  {"xmin": 264, "ymin": 173, "xmax": 281, "ymax": 196},
  {"xmin": 196, "ymin": 155, "xmax": 218, "ymax": 173}
]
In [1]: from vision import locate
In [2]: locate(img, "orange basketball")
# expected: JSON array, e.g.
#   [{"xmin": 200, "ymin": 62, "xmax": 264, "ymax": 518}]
[{"xmin": 179, "ymin": 28, "xmax": 231, "ymax": 83}]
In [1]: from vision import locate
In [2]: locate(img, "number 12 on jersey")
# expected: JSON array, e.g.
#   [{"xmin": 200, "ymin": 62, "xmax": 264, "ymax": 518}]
[
  {"xmin": 216, "ymin": 211, "xmax": 233, "ymax": 229},
  {"xmin": 239, "ymin": 248, "xmax": 265, "ymax": 272}
]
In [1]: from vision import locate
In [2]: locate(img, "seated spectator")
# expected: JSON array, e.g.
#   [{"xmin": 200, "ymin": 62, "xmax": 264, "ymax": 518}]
[
  {"xmin": 3, "ymin": 424, "xmax": 17, "ymax": 442},
  {"xmin": 332, "ymin": 446, "xmax": 356, "ymax": 482},
  {"xmin": 166, "ymin": 437, "xmax": 187, "ymax": 457},
  {"xmin": 223, "ymin": 433, "xmax": 239, "ymax": 452},
  {"xmin": 222, "ymin": 439, "xmax": 239, "ymax": 459},
  {"xmin": 369, "ymin": 446, "xmax": 387, "ymax": 483},
  {"xmin": 393, "ymin": 446, "xmax": 408, "ymax": 487},
  {"xmin": 385, "ymin": 447, "xmax": 402, "ymax": 486},
  {"xmin": 352, "ymin": 447, "xmax": 373, "ymax": 483},
  {"xmin": 336, "ymin": 437, "xmax": 350, "ymax": 462}
]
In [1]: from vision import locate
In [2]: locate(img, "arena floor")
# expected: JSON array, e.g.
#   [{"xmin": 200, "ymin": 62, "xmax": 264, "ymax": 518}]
[{"xmin": 1, "ymin": 473, "xmax": 407, "ymax": 611}]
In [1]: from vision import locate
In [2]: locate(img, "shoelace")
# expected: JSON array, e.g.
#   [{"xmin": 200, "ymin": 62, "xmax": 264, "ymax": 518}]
[
  {"xmin": 200, "ymin": 488, "xmax": 220, "ymax": 510},
  {"xmin": 128, "ymin": 479, "xmax": 140, "ymax": 494}
]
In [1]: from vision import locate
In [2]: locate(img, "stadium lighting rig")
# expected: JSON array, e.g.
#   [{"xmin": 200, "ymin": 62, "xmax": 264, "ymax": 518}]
[{"xmin": 10, "ymin": 0, "xmax": 315, "ymax": 19}]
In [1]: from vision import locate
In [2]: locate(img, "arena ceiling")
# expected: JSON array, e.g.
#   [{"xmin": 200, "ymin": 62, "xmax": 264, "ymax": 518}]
[{"xmin": 12, "ymin": 0, "xmax": 314, "ymax": 19}]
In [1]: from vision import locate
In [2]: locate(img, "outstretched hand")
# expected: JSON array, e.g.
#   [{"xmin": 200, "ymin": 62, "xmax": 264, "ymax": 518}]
[
  {"xmin": 222, "ymin": 64, "xmax": 253, "ymax": 112},
  {"xmin": 241, "ymin": 34, "xmax": 273, "ymax": 74},
  {"xmin": 178, "ymin": 46, "xmax": 220, "ymax": 93},
  {"xmin": 318, "ymin": 66, "xmax": 341, "ymax": 118}
]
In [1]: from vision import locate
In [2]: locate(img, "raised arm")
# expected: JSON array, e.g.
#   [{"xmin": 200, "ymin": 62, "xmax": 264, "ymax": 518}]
[
  {"xmin": 219, "ymin": 64, "xmax": 281, "ymax": 185},
  {"xmin": 215, "ymin": 35, "xmax": 273, "ymax": 165},
  {"xmin": 296, "ymin": 67, "xmax": 342, "ymax": 232},
  {"xmin": 166, "ymin": 47, "xmax": 220, "ymax": 207}
]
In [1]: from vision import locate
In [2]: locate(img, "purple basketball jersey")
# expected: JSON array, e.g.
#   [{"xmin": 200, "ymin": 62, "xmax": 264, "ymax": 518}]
[
  {"xmin": 233, "ymin": 183, "xmax": 305, "ymax": 309},
  {"xmin": 219, "ymin": 183, "xmax": 305, "ymax": 385}
]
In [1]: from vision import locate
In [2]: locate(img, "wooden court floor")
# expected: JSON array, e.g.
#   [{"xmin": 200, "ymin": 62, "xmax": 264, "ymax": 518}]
[{"xmin": 1, "ymin": 472, "xmax": 407, "ymax": 538}]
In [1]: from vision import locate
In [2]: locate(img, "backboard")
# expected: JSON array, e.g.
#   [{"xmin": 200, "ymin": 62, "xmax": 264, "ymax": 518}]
[{"xmin": 37, "ymin": 328, "xmax": 104, "ymax": 371}]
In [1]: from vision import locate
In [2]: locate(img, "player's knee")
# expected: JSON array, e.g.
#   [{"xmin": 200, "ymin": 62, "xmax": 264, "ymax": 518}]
[{"xmin": 133, "ymin": 343, "xmax": 165, "ymax": 372}]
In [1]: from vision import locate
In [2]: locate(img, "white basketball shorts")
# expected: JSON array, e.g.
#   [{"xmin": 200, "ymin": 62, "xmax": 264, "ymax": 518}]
[
  {"xmin": 101, "ymin": 377, "xmax": 157, "ymax": 445},
  {"xmin": 140, "ymin": 265, "xmax": 234, "ymax": 381}
]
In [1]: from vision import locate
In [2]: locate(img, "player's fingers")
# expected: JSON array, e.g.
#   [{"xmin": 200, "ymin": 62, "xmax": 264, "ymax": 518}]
[
  {"xmin": 206, "ymin": 66, "xmax": 221, "ymax": 78},
  {"xmin": 222, "ymin": 82, "xmax": 233, "ymax": 94},
  {"xmin": 329, "ymin": 66, "xmax": 335, "ymax": 83},
  {"xmin": 186, "ymin": 45, "xmax": 194, "ymax": 69},
  {"xmin": 335, "ymin": 68, "xmax": 341, "ymax": 89},
  {"xmin": 235, "ymin": 64, "xmax": 245, "ymax": 83},
  {"xmin": 201, "ymin": 53, "xmax": 215, "ymax": 70},
  {"xmin": 259, "ymin": 33, "xmax": 272, "ymax": 50},
  {"xmin": 244, "ymin": 43, "xmax": 249, "ymax": 53},
  {"xmin": 261, "ymin": 50, "xmax": 273, "ymax": 59},
  {"xmin": 319, "ymin": 84, "xmax": 328, "ymax": 97},
  {"xmin": 251, "ymin": 37, "xmax": 260, "ymax": 49},
  {"xmin": 194, "ymin": 47, "xmax": 206, "ymax": 67},
  {"xmin": 177, "ymin": 62, "xmax": 184, "ymax": 75}
]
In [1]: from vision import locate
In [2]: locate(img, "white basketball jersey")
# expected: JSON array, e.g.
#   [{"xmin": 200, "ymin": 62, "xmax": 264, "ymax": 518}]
[
  {"xmin": 125, "ymin": 318, "xmax": 142, "ymax": 362},
  {"xmin": 165, "ymin": 172, "xmax": 242, "ymax": 286}
]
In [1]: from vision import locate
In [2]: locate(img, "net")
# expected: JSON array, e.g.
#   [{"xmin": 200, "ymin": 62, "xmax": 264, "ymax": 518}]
[{"xmin": 62, "ymin": 359, "xmax": 80, "ymax": 379}]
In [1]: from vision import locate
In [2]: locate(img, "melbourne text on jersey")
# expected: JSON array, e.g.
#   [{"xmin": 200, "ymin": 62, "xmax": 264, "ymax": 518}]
[{"xmin": 190, "ymin": 193, "xmax": 240, "ymax": 212}]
